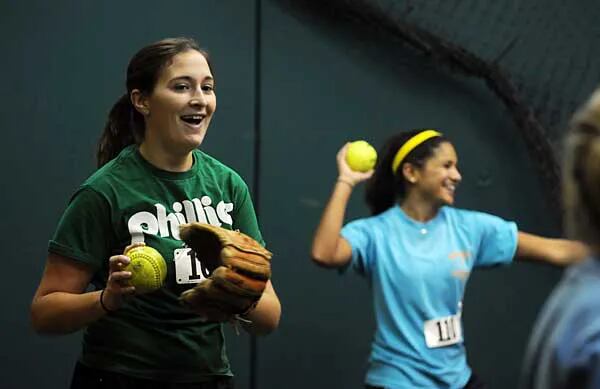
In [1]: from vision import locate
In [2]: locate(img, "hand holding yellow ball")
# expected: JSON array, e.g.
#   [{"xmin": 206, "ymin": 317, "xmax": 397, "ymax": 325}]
[{"xmin": 345, "ymin": 140, "xmax": 377, "ymax": 172}]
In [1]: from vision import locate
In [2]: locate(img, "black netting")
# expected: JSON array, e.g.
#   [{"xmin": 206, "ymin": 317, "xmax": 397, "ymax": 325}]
[{"xmin": 274, "ymin": 0, "xmax": 600, "ymax": 217}]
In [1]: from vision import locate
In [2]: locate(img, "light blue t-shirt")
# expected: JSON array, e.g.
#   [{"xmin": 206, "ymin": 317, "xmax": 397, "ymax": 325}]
[
  {"xmin": 521, "ymin": 257, "xmax": 600, "ymax": 389},
  {"xmin": 341, "ymin": 206, "xmax": 518, "ymax": 389}
]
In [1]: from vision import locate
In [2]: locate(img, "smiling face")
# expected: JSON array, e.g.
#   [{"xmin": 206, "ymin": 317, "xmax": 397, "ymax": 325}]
[
  {"xmin": 135, "ymin": 50, "xmax": 216, "ymax": 155},
  {"xmin": 407, "ymin": 142, "xmax": 462, "ymax": 206}
]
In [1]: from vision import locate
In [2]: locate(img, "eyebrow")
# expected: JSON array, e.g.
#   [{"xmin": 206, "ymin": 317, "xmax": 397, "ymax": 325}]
[{"xmin": 170, "ymin": 75, "xmax": 214, "ymax": 83}]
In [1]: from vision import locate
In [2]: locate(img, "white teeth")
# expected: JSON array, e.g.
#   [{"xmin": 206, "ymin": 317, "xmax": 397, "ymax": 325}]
[{"xmin": 180, "ymin": 114, "xmax": 205, "ymax": 125}]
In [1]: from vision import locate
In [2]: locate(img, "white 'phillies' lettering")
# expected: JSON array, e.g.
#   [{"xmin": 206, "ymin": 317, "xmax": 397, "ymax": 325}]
[{"xmin": 127, "ymin": 196, "xmax": 234, "ymax": 244}]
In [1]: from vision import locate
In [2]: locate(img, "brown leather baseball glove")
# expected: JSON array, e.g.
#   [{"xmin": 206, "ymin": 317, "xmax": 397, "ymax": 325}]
[{"xmin": 178, "ymin": 222, "xmax": 272, "ymax": 322}]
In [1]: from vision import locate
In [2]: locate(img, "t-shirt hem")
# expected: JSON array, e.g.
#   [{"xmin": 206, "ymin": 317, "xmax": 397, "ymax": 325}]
[
  {"xmin": 365, "ymin": 376, "xmax": 470, "ymax": 389},
  {"xmin": 365, "ymin": 363, "xmax": 471, "ymax": 389},
  {"xmin": 78, "ymin": 357, "xmax": 233, "ymax": 383}
]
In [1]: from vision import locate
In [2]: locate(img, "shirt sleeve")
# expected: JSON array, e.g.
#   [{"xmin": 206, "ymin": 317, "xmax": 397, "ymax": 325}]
[
  {"xmin": 341, "ymin": 219, "xmax": 374, "ymax": 277},
  {"xmin": 470, "ymin": 211, "xmax": 518, "ymax": 268},
  {"xmin": 230, "ymin": 177, "xmax": 265, "ymax": 247},
  {"xmin": 48, "ymin": 186, "xmax": 114, "ymax": 269}
]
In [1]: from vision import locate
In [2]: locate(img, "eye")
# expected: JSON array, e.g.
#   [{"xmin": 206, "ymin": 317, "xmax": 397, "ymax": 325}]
[
  {"xmin": 173, "ymin": 83, "xmax": 191, "ymax": 91},
  {"xmin": 202, "ymin": 84, "xmax": 215, "ymax": 92}
]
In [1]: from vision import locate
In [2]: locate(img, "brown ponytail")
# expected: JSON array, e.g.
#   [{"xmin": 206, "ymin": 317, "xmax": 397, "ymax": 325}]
[{"xmin": 96, "ymin": 93, "xmax": 144, "ymax": 167}]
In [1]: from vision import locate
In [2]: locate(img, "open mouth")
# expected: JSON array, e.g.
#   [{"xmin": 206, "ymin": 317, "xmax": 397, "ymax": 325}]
[{"xmin": 180, "ymin": 114, "xmax": 205, "ymax": 126}]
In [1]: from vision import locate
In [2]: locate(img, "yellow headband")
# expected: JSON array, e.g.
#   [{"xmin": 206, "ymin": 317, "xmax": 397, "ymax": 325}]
[{"xmin": 391, "ymin": 130, "xmax": 442, "ymax": 174}]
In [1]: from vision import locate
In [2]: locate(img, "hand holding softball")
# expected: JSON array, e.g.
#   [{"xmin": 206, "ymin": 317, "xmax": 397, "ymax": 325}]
[
  {"xmin": 336, "ymin": 141, "xmax": 377, "ymax": 187},
  {"xmin": 101, "ymin": 243, "xmax": 145, "ymax": 312},
  {"xmin": 101, "ymin": 243, "xmax": 167, "ymax": 312}
]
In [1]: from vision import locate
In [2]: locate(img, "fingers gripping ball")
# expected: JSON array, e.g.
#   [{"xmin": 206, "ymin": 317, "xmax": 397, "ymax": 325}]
[
  {"xmin": 178, "ymin": 223, "xmax": 273, "ymax": 322},
  {"xmin": 124, "ymin": 246, "xmax": 167, "ymax": 294},
  {"xmin": 346, "ymin": 140, "xmax": 377, "ymax": 172}
]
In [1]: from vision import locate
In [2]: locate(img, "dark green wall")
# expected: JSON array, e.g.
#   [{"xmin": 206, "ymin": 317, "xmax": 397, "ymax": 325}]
[{"xmin": 2, "ymin": 1, "xmax": 598, "ymax": 388}]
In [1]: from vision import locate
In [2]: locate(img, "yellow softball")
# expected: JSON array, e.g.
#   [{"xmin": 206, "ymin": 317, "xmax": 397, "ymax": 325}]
[
  {"xmin": 346, "ymin": 140, "xmax": 377, "ymax": 172},
  {"xmin": 124, "ymin": 245, "xmax": 167, "ymax": 294}
]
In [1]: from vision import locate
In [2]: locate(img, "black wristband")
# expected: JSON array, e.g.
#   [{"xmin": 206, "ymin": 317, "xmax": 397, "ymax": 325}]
[{"xmin": 99, "ymin": 289, "xmax": 116, "ymax": 313}]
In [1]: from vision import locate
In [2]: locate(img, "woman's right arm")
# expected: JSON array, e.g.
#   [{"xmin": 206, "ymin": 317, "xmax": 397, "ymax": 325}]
[
  {"xmin": 31, "ymin": 250, "xmax": 136, "ymax": 335},
  {"xmin": 310, "ymin": 143, "xmax": 373, "ymax": 268}
]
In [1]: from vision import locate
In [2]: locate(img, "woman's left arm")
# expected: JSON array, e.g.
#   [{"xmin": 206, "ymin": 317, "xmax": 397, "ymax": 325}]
[
  {"xmin": 242, "ymin": 280, "xmax": 281, "ymax": 335},
  {"xmin": 516, "ymin": 231, "xmax": 589, "ymax": 266}
]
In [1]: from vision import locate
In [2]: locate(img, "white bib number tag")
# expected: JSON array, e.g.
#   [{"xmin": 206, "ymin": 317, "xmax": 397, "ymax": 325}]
[
  {"xmin": 174, "ymin": 248, "xmax": 210, "ymax": 285},
  {"xmin": 423, "ymin": 313, "xmax": 463, "ymax": 348}
]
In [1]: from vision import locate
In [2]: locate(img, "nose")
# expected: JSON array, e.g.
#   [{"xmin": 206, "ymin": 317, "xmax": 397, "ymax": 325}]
[
  {"xmin": 452, "ymin": 166, "xmax": 462, "ymax": 182},
  {"xmin": 189, "ymin": 88, "xmax": 208, "ymax": 108}
]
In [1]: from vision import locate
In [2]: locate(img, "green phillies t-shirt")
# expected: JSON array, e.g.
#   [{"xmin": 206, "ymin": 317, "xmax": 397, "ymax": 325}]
[{"xmin": 48, "ymin": 145, "xmax": 264, "ymax": 382}]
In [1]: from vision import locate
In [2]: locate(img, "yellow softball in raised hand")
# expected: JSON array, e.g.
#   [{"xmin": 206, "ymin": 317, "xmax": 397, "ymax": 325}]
[
  {"xmin": 346, "ymin": 140, "xmax": 377, "ymax": 172},
  {"xmin": 124, "ymin": 246, "xmax": 167, "ymax": 294}
]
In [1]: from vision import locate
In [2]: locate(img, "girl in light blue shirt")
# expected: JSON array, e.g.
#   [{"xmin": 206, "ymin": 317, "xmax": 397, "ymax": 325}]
[{"xmin": 311, "ymin": 129, "xmax": 587, "ymax": 389}]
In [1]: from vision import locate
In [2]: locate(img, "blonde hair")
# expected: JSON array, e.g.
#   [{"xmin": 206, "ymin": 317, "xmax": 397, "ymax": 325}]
[{"xmin": 563, "ymin": 88, "xmax": 600, "ymax": 247}]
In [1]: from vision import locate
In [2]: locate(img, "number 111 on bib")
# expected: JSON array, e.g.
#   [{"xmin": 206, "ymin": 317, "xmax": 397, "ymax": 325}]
[{"xmin": 424, "ymin": 314, "xmax": 463, "ymax": 348}]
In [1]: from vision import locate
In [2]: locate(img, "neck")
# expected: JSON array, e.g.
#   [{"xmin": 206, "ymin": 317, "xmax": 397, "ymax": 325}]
[
  {"xmin": 139, "ymin": 142, "xmax": 194, "ymax": 172},
  {"xmin": 400, "ymin": 195, "xmax": 440, "ymax": 222}
]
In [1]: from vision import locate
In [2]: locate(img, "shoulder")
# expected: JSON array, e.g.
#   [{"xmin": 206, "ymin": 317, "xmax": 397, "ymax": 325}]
[
  {"xmin": 562, "ymin": 258, "xmax": 600, "ymax": 309},
  {"xmin": 536, "ymin": 259, "xmax": 600, "ymax": 335},
  {"xmin": 443, "ymin": 206, "xmax": 490, "ymax": 220},
  {"xmin": 82, "ymin": 145, "xmax": 138, "ymax": 189},
  {"xmin": 443, "ymin": 206, "xmax": 513, "ymax": 226},
  {"xmin": 345, "ymin": 206, "xmax": 397, "ymax": 232},
  {"xmin": 194, "ymin": 149, "xmax": 247, "ymax": 186},
  {"xmin": 549, "ymin": 263, "xmax": 600, "ymax": 364}
]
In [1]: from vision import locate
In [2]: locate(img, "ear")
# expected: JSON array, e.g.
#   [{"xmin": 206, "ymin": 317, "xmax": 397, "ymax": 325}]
[
  {"xmin": 130, "ymin": 89, "xmax": 150, "ymax": 116},
  {"xmin": 402, "ymin": 163, "xmax": 418, "ymax": 184}
]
